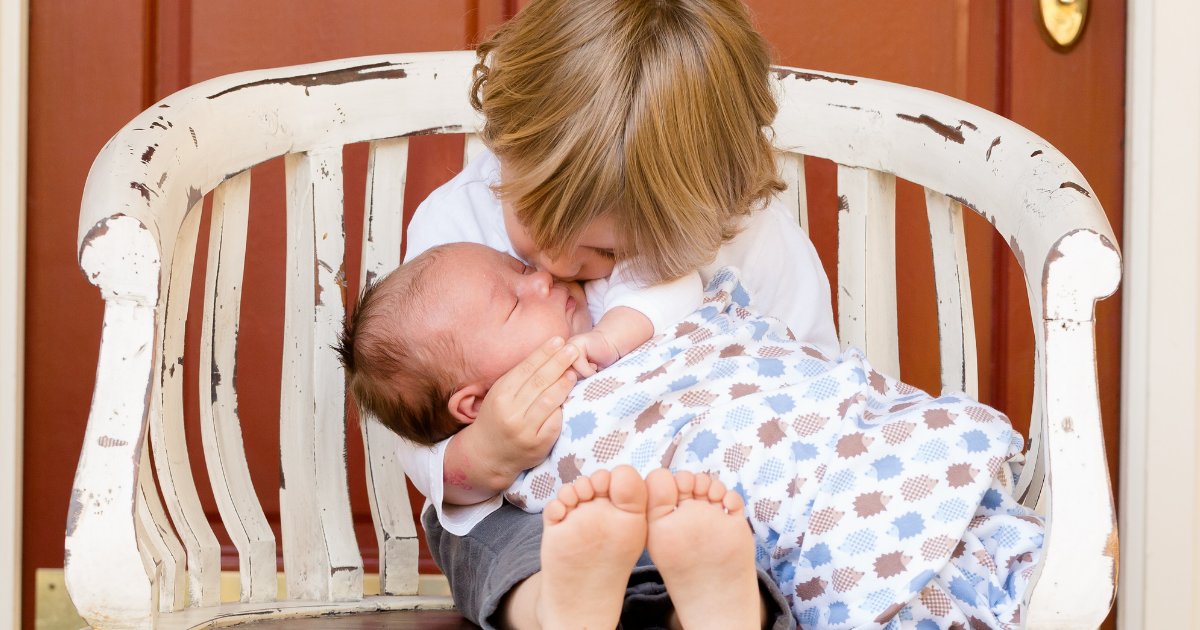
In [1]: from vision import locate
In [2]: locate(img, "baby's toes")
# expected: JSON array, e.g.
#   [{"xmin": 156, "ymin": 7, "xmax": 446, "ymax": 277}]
[
  {"xmin": 691, "ymin": 473, "xmax": 712, "ymax": 500},
  {"xmin": 557, "ymin": 483, "xmax": 580, "ymax": 509},
  {"xmin": 674, "ymin": 470, "xmax": 696, "ymax": 497},
  {"xmin": 722, "ymin": 489, "xmax": 745, "ymax": 517},
  {"xmin": 706, "ymin": 478, "xmax": 728, "ymax": 504},
  {"xmin": 573, "ymin": 476, "xmax": 596, "ymax": 502},
  {"xmin": 544, "ymin": 499, "xmax": 568, "ymax": 525}
]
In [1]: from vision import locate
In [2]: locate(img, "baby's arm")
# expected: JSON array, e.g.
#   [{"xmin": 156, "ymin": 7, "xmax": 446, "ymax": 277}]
[
  {"xmin": 569, "ymin": 266, "xmax": 704, "ymax": 375},
  {"xmin": 566, "ymin": 307, "xmax": 654, "ymax": 374}
]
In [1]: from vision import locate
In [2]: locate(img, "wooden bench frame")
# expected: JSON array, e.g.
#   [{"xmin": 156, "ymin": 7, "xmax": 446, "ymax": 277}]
[{"xmin": 66, "ymin": 51, "xmax": 1119, "ymax": 629}]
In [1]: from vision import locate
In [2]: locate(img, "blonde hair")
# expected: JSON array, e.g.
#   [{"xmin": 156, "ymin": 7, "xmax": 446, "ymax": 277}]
[{"xmin": 471, "ymin": 0, "xmax": 784, "ymax": 284}]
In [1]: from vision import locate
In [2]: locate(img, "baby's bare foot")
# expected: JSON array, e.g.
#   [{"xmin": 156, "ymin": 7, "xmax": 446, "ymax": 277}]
[
  {"xmin": 646, "ymin": 469, "xmax": 762, "ymax": 630},
  {"xmin": 539, "ymin": 466, "xmax": 648, "ymax": 629}
]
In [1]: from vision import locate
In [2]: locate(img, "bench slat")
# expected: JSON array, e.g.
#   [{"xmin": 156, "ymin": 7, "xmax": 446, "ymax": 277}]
[
  {"xmin": 925, "ymin": 189, "xmax": 979, "ymax": 398},
  {"xmin": 281, "ymin": 148, "xmax": 364, "ymax": 602},
  {"xmin": 836, "ymin": 166, "xmax": 900, "ymax": 378},
  {"xmin": 464, "ymin": 133, "xmax": 486, "ymax": 167},
  {"xmin": 775, "ymin": 152, "xmax": 809, "ymax": 234},
  {"xmin": 198, "ymin": 171, "xmax": 278, "ymax": 603},
  {"xmin": 135, "ymin": 438, "xmax": 186, "ymax": 612},
  {"xmin": 359, "ymin": 138, "xmax": 420, "ymax": 595},
  {"xmin": 149, "ymin": 202, "xmax": 223, "ymax": 607}
]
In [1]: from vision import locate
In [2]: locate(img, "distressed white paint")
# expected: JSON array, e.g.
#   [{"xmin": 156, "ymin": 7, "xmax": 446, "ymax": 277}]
[
  {"xmin": 136, "ymin": 436, "xmax": 187, "ymax": 612},
  {"xmin": 924, "ymin": 189, "xmax": 978, "ymax": 399},
  {"xmin": 199, "ymin": 171, "xmax": 277, "ymax": 604},
  {"xmin": 771, "ymin": 67, "xmax": 1119, "ymax": 627},
  {"xmin": 836, "ymin": 165, "xmax": 900, "ymax": 378},
  {"xmin": 281, "ymin": 148, "xmax": 364, "ymax": 602},
  {"xmin": 68, "ymin": 53, "xmax": 1120, "ymax": 628},
  {"xmin": 1027, "ymin": 230, "xmax": 1121, "ymax": 628},
  {"xmin": 775, "ymin": 151, "xmax": 809, "ymax": 234},
  {"xmin": 360, "ymin": 138, "xmax": 420, "ymax": 596},
  {"xmin": 67, "ymin": 216, "xmax": 160, "ymax": 629},
  {"xmin": 0, "ymin": 0, "xmax": 27, "ymax": 626},
  {"xmin": 1119, "ymin": 0, "xmax": 1200, "ymax": 628},
  {"xmin": 151, "ymin": 200, "xmax": 222, "ymax": 607}
]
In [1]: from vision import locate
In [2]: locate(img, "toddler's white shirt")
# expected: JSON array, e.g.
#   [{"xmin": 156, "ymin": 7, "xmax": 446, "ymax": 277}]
[{"xmin": 399, "ymin": 149, "xmax": 839, "ymax": 534}]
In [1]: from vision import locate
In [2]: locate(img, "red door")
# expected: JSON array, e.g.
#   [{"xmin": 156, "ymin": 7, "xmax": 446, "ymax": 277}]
[{"xmin": 22, "ymin": 1, "xmax": 1123, "ymax": 628}]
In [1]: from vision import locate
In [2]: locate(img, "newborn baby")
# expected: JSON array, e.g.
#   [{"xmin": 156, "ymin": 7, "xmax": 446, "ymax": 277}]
[
  {"xmin": 340, "ymin": 241, "xmax": 644, "ymax": 445},
  {"xmin": 342, "ymin": 242, "xmax": 1044, "ymax": 630}
]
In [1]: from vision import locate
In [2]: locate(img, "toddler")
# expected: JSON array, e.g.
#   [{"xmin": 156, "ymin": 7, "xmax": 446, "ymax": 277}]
[{"xmin": 350, "ymin": 0, "xmax": 842, "ymax": 628}]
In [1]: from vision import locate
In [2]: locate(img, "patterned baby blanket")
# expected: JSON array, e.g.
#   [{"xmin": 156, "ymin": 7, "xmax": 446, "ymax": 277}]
[{"xmin": 505, "ymin": 268, "xmax": 1043, "ymax": 630}]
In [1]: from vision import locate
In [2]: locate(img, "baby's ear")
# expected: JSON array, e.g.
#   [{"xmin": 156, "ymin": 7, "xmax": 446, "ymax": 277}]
[{"xmin": 448, "ymin": 384, "xmax": 488, "ymax": 425}]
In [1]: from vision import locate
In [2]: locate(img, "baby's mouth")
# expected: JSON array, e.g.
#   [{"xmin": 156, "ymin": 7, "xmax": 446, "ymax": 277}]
[{"xmin": 565, "ymin": 294, "xmax": 576, "ymax": 314}]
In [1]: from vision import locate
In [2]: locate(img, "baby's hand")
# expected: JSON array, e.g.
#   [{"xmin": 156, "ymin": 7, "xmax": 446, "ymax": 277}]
[{"xmin": 566, "ymin": 330, "xmax": 621, "ymax": 378}]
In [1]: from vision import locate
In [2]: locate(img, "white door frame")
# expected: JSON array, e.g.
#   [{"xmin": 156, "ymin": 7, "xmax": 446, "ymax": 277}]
[
  {"xmin": 0, "ymin": 0, "xmax": 27, "ymax": 627},
  {"xmin": 1119, "ymin": 0, "xmax": 1200, "ymax": 628}
]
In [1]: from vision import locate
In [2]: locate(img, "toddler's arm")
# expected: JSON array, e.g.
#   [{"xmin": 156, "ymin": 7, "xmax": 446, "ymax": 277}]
[{"xmin": 442, "ymin": 337, "xmax": 580, "ymax": 505}]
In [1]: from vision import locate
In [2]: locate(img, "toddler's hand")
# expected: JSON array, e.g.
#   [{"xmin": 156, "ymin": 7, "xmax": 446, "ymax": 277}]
[
  {"xmin": 472, "ymin": 336, "xmax": 580, "ymax": 476},
  {"xmin": 566, "ymin": 330, "xmax": 621, "ymax": 378}
]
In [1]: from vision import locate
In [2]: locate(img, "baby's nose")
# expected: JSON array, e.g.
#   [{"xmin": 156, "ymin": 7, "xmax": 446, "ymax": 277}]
[{"xmin": 522, "ymin": 270, "xmax": 554, "ymax": 296}]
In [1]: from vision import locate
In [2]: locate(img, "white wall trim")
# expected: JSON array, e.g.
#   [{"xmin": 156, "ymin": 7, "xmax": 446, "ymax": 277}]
[
  {"xmin": 0, "ymin": 0, "xmax": 26, "ymax": 628},
  {"xmin": 1118, "ymin": 0, "xmax": 1200, "ymax": 628}
]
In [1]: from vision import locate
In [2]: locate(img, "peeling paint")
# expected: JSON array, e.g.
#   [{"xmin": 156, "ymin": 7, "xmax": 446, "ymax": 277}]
[
  {"xmin": 211, "ymin": 357, "xmax": 222, "ymax": 404},
  {"xmin": 405, "ymin": 124, "xmax": 463, "ymax": 137},
  {"xmin": 189, "ymin": 127, "xmax": 198, "ymax": 148},
  {"xmin": 946, "ymin": 195, "xmax": 978, "ymax": 212},
  {"xmin": 1061, "ymin": 417, "xmax": 1074, "ymax": 433},
  {"xmin": 141, "ymin": 145, "xmax": 157, "ymax": 164},
  {"xmin": 986, "ymin": 137, "xmax": 1001, "ymax": 161},
  {"xmin": 66, "ymin": 488, "xmax": 85, "ymax": 536},
  {"xmin": 772, "ymin": 67, "xmax": 858, "ymax": 85},
  {"xmin": 1030, "ymin": 150, "xmax": 1043, "ymax": 157},
  {"xmin": 837, "ymin": 195, "xmax": 850, "ymax": 213},
  {"xmin": 896, "ymin": 114, "xmax": 965, "ymax": 144},
  {"xmin": 959, "ymin": 120, "xmax": 977, "ymax": 131},
  {"xmin": 78, "ymin": 214, "xmax": 127, "ymax": 265},
  {"xmin": 187, "ymin": 186, "xmax": 204, "ymax": 211},
  {"xmin": 335, "ymin": 263, "xmax": 348, "ymax": 307},
  {"xmin": 1008, "ymin": 234, "xmax": 1026, "ymax": 270},
  {"xmin": 98, "ymin": 435, "xmax": 129, "ymax": 448},
  {"xmin": 207, "ymin": 61, "xmax": 409, "ymax": 99},
  {"xmin": 1059, "ymin": 181, "xmax": 1092, "ymax": 197},
  {"xmin": 130, "ymin": 182, "xmax": 156, "ymax": 201}
]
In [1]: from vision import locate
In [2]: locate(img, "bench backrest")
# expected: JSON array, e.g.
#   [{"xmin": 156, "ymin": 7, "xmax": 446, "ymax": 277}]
[{"xmin": 67, "ymin": 51, "xmax": 1119, "ymax": 630}]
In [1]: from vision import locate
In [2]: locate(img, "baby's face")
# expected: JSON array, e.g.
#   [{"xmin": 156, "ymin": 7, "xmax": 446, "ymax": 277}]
[{"xmin": 443, "ymin": 245, "xmax": 592, "ymax": 386}]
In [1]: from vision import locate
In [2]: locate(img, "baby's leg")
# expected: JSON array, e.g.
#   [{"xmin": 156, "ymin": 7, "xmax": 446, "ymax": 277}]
[
  {"xmin": 646, "ymin": 470, "xmax": 768, "ymax": 630},
  {"xmin": 526, "ymin": 466, "xmax": 649, "ymax": 630}
]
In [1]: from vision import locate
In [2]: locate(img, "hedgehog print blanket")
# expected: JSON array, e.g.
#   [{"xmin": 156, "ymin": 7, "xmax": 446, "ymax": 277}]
[{"xmin": 504, "ymin": 268, "xmax": 1044, "ymax": 630}]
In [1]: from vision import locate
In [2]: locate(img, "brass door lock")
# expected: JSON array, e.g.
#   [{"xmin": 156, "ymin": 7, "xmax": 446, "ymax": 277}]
[{"xmin": 1036, "ymin": 0, "xmax": 1089, "ymax": 52}]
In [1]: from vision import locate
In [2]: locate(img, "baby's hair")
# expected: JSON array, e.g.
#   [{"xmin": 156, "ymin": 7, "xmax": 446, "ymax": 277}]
[
  {"xmin": 472, "ymin": 0, "xmax": 785, "ymax": 284},
  {"xmin": 336, "ymin": 247, "xmax": 469, "ymax": 446}
]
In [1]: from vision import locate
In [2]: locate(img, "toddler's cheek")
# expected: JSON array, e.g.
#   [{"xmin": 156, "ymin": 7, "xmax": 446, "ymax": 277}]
[{"xmin": 576, "ymin": 256, "xmax": 616, "ymax": 281}]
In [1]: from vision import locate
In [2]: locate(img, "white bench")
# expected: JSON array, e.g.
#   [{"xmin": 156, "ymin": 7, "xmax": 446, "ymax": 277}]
[{"xmin": 65, "ymin": 51, "xmax": 1120, "ymax": 629}]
